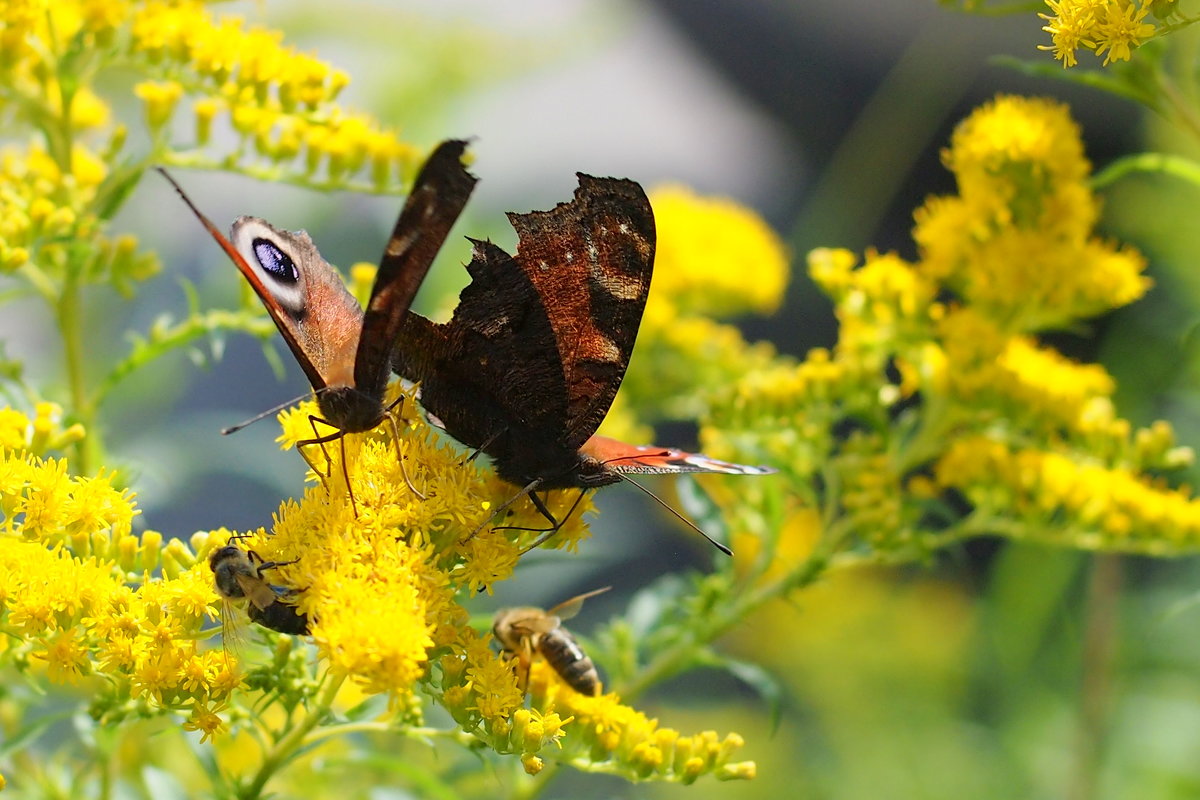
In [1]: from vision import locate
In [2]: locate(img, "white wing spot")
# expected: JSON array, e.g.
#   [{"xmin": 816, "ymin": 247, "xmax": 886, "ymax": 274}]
[
  {"xmin": 589, "ymin": 261, "xmax": 642, "ymax": 300},
  {"xmin": 538, "ymin": 260, "xmax": 549, "ymax": 271},
  {"xmin": 480, "ymin": 314, "xmax": 510, "ymax": 336},
  {"xmin": 595, "ymin": 334, "xmax": 621, "ymax": 363},
  {"xmin": 565, "ymin": 252, "xmax": 574, "ymax": 262},
  {"xmin": 618, "ymin": 223, "xmax": 629, "ymax": 234}
]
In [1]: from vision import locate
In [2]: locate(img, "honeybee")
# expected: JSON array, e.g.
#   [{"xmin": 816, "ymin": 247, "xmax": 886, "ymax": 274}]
[
  {"xmin": 492, "ymin": 587, "xmax": 610, "ymax": 696},
  {"xmin": 209, "ymin": 543, "xmax": 310, "ymax": 636}
]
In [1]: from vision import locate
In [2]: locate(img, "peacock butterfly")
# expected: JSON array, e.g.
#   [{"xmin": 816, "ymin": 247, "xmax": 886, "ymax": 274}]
[
  {"xmin": 392, "ymin": 173, "xmax": 774, "ymax": 552},
  {"xmin": 160, "ymin": 140, "xmax": 477, "ymax": 509}
]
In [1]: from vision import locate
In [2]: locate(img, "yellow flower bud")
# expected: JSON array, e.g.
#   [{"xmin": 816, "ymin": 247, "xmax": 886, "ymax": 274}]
[{"xmin": 134, "ymin": 81, "xmax": 184, "ymax": 131}]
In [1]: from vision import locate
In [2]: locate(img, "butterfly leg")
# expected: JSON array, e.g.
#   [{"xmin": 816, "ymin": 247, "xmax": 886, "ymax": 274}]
[
  {"xmin": 298, "ymin": 416, "xmax": 338, "ymax": 485},
  {"xmin": 515, "ymin": 489, "xmax": 588, "ymax": 555},
  {"xmin": 382, "ymin": 395, "xmax": 426, "ymax": 500},
  {"xmin": 338, "ymin": 432, "xmax": 359, "ymax": 518},
  {"xmin": 461, "ymin": 478, "xmax": 542, "ymax": 544},
  {"xmin": 463, "ymin": 427, "xmax": 505, "ymax": 465},
  {"xmin": 297, "ymin": 418, "xmax": 358, "ymax": 516}
]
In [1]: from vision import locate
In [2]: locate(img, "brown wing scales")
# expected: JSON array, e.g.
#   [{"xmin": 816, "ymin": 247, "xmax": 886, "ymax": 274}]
[
  {"xmin": 355, "ymin": 140, "xmax": 476, "ymax": 399},
  {"xmin": 507, "ymin": 175, "xmax": 654, "ymax": 449}
]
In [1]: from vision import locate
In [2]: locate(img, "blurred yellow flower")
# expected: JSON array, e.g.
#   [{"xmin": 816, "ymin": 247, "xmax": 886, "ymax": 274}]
[{"xmin": 648, "ymin": 184, "xmax": 789, "ymax": 318}]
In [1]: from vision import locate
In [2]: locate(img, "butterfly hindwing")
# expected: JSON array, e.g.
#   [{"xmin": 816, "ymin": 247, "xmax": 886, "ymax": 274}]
[
  {"xmin": 392, "ymin": 175, "xmax": 654, "ymax": 485},
  {"xmin": 401, "ymin": 237, "xmax": 568, "ymax": 476},
  {"xmin": 579, "ymin": 435, "xmax": 778, "ymax": 476}
]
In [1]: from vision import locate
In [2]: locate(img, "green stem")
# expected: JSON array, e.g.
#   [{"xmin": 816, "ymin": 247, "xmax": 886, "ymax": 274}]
[
  {"xmin": 57, "ymin": 273, "xmax": 100, "ymax": 474},
  {"xmin": 1091, "ymin": 152, "xmax": 1200, "ymax": 191},
  {"xmin": 239, "ymin": 672, "xmax": 347, "ymax": 800},
  {"xmin": 1067, "ymin": 554, "xmax": 1121, "ymax": 800},
  {"xmin": 303, "ymin": 721, "xmax": 477, "ymax": 746}
]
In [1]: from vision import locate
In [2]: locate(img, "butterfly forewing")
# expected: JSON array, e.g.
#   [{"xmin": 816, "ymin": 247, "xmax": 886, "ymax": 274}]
[
  {"xmin": 508, "ymin": 176, "xmax": 655, "ymax": 450},
  {"xmin": 230, "ymin": 218, "xmax": 365, "ymax": 391},
  {"xmin": 356, "ymin": 140, "xmax": 477, "ymax": 401}
]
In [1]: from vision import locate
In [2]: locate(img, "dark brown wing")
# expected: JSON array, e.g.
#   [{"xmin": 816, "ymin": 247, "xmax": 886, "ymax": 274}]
[
  {"xmin": 507, "ymin": 175, "xmax": 654, "ymax": 449},
  {"xmin": 398, "ymin": 238, "xmax": 569, "ymax": 479},
  {"xmin": 354, "ymin": 140, "xmax": 477, "ymax": 400},
  {"xmin": 394, "ymin": 176, "xmax": 653, "ymax": 468}
]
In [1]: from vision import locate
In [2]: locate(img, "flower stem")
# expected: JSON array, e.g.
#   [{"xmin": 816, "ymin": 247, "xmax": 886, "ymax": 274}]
[
  {"xmin": 239, "ymin": 672, "xmax": 347, "ymax": 800},
  {"xmin": 57, "ymin": 274, "xmax": 100, "ymax": 475}
]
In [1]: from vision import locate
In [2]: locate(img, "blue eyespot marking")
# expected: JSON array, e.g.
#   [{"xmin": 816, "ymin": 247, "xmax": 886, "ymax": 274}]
[{"xmin": 253, "ymin": 238, "xmax": 299, "ymax": 283}]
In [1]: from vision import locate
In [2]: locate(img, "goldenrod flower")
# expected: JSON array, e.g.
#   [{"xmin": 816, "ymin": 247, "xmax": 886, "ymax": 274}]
[
  {"xmin": 648, "ymin": 184, "xmax": 789, "ymax": 318},
  {"xmin": 1037, "ymin": 0, "xmax": 1171, "ymax": 67},
  {"xmin": 915, "ymin": 95, "xmax": 1149, "ymax": 330},
  {"xmin": 527, "ymin": 661, "xmax": 754, "ymax": 782}
]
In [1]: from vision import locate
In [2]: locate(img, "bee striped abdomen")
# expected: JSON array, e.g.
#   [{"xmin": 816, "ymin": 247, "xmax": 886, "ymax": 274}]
[{"xmin": 539, "ymin": 628, "xmax": 600, "ymax": 696}]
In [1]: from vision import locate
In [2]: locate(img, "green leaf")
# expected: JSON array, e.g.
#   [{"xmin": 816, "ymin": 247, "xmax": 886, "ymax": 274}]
[{"xmin": 713, "ymin": 655, "xmax": 785, "ymax": 735}]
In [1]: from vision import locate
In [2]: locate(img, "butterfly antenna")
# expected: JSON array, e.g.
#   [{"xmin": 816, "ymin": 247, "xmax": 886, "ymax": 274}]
[
  {"xmin": 221, "ymin": 391, "xmax": 316, "ymax": 435},
  {"xmin": 615, "ymin": 474, "xmax": 733, "ymax": 557}
]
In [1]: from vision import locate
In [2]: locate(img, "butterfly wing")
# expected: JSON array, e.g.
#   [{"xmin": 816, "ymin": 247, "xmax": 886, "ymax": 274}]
[
  {"xmin": 354, "ymin": 140, "xmax": 477, "ymax": 400},
  {"xmin": 392, "ymin": 176, "xmax": 653, "ymax": 482},
  {"xmin": 158, "ymin": 168, "xmax": 363, "ymax": 392},
  {"xmin": 580, "ymin": 435, "xmax": 777, "ymax": 475},
  {"xmin": 407, "ymin": 238, "xmax": 567, "ymax": 459},
  {"xmin": 229, "ymin": 218, "xmax": 367, "ymax": 391},
  {"xmin": 508, "ymin": 175, "xmax": 655, "ymax": 450}
]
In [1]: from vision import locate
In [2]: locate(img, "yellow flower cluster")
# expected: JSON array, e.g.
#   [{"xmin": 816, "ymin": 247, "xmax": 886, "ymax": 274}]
[
  {"xmin": 701, "ymin": 95, "xmax": 1192, "ymax": 560},
  {"xmin": 526, "ymin": 661, "xmax": 755, "ymax": 782},
  {"xmin": 2, "ymin": 2, "xmax": 418, "ymax": 197},
  {"xmin": 1039, "ymin": 0, "xmax": 1172, "ymax": 67},
  {"xmin": 0, "ymin": 142, "xmax": 155, "ymax": 284},
  {"xmin": 0, "ymin": 402, "xmax": 85, "ymax": 458},
  {"xmin": 222, "ymin": 387, "xmax": 752, "ymax": 782},
  {"xmin": 648, "ymin": 185, "xmax": 789, "ymax": 318},
  {"xmin": 936, "ymin": 436, "xmax": 1200, "ymax": 552},
  {"xmin": 127, "ymin": 1, "xmax": 418, "ymax": 189},
  {"xmin": 915, "ymin": 95, "xmax": 1149, "ymax": 330},
  {"xmin": 0, "ymin": 407, "xmax": 237, "ymax": 741}
]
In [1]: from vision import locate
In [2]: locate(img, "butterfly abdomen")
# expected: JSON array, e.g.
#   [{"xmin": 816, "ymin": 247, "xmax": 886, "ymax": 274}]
[{"xmin": 538, "ymin": 627, "xmax": 600, "ymax": 696}]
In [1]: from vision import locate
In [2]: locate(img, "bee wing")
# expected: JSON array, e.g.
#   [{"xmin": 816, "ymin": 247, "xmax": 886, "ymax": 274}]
[
  {"xmin": 235, "ymin": 573, "xmax": 281, "ymax": 610},
  {"xmin": 547, "ymin": 586, "xmax": 611, "ymax": 622},
  {"xmin": 512, "ymin": 613, "xmax": 562, "ymax": 636},
  {"xmin": 218, "ymin": 599, "xmax": 247, "ymax": 660}
]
